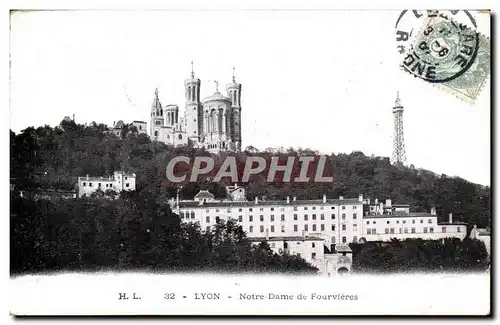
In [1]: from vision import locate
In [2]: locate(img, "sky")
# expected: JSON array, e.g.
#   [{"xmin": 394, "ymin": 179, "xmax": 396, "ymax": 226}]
[{"xmin": 9, "ymin": 10, "xmax": 491, "ymax": 185}]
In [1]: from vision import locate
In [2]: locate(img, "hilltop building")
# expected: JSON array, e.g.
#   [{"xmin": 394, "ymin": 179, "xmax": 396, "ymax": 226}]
[
  {"xmin": 150, "ymin": 63, "xmax": 242, "ymax": 152},
  {"xmin": 77, "ymin": 171, "xmax": 136, "ymax": 198}
]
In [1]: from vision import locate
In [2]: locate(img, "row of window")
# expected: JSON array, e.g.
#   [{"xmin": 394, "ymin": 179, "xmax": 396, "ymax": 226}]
[
  {"xmin": 81, "ymin": 182, "xmax": 130, "ymax": 188},
  {"xmin": 366, "ymin": 226, "xmax": 461, "ymax": 235},
  {"xmin": 198, "ymin": 205, "xmax": 360, "ymax": 213},
  {"xmin": 366, "ymin": 218, "xmax": 435, "ymax": 225}
]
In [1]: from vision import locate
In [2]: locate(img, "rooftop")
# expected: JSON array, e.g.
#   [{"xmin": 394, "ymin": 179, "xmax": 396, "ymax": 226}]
[
  {"xmin": 194, "ymin": 190, "xmax": 215, "ymax": 199},
  {"xmin": 178, "ymin": 198, "xmax": 361, "ymax": 208}
]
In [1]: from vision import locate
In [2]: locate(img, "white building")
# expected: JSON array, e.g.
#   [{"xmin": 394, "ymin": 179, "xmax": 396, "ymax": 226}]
[
  {"xmin": 174, "ymin": 188, "xmax": 468, "ymax": 274},
  {"xmin": 77, "ymin": 171, "xmax": 136, "ymax": 198}
]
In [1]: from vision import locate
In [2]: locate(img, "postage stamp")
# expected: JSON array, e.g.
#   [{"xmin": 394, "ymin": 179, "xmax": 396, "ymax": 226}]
[{"xmin": 401, "ymin": 14, "xmax": 490, "ymax": 102}]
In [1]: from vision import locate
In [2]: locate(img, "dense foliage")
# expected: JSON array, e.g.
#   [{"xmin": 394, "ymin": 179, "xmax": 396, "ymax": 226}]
[
  {"xmin": 10, "ymin": 119, "xmax": 491, "ymax": 228},
  {"xmin": 10, "ymin": 191, "xmax": 318, "ymax": 275},
  {"xmin": 350, "ymin": 238, "xmax": 490, "ymax": 273}
]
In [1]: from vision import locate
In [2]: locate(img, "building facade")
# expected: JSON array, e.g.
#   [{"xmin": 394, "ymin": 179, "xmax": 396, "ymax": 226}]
[
  {"xmin": 77, "ymin": 171, "xmax": 136, "ymax": 198},
  {"xmin": 150, "ymin": 65, "xmax": 242, "ymax": 152},
  {"xmin": 173, "ymin": 189, "xmax": 468, "ymax": 274}
]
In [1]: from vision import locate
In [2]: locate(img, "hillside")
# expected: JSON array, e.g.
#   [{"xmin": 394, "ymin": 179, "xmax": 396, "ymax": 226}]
[{"xmin": 10, "ymin": 119, "xmax": 491, "ymax": 229}]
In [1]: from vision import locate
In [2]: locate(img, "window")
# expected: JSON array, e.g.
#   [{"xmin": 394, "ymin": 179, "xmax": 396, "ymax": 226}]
[
  {"xmin": 294, "ymin": 225, "xmax": 298, "ymax": 232},
  {"xmin": 353, "ymin": 213, "xmax": 357, "ymax": 219},
  {"xmin": 238, "ymin": 208, "xmax": 242, "ymax": 212},
  {"xmin": 312, "ymin": 214, "xmax": 316, "ymax": 220},
  {"xmin": 281, "ymin": 214, "xmax": 285, "ymax": 221},
  {"xmin": 457, "ymin": 227, "xmax": 461, "ymax": 233},
  {"xmin": 312, "ymin": 243, "xmax": 316, "ymax": 248},
  {"xmin": 331, "ymin": 214, "xmax": 336, "ymax": 220},
  {"xmin": 227, "ymin": 208, "xmax": 231, "ymax": 212},
  {"xmin": 312, "ymin": 252, "xmax": 316, "ymax": 259},
  {"xmin": 191, "ymin": 212, "xmax": 195, "ymax": 219},
  {"xmin": 367, "ymin": 229, "xmax": 371, "ymax": 235},
  {"xmin": 412, "ymin": 219, "xmax": 416, "ymax": 224},
  {"xmin": 387, "ymin": 221, "xmax": 390, "ymax": 224},
  {"xmin": 304, "ymin": 225, "xmax": 309, "ymax": 231},
  {"xmin": 331, "ymin": 206, "xmax": 335, "ymax": 210},
  {"xmin": 385, "ymin": 228, "xmax": 389, "ymax": 234},
  {"xmin": 404, "ymin": 228, "xmax": 408, "ymax": 233},
  {"xmin": 428, "ymin": 219, "xmax": 432, "ymax": 224},
  {"xmin": 271, "ymin": 225, "xmax": 275, "ymax": 232},
  {"xmin": 216, "ymin": 216, "xmax": 220, "ymax": 223},
  {"xmin": 293, "ymin": 207, "xmax": 298, "ymax": 211},
  {"xmin": 294, "ymin": 214, "xmax": 298, "ymax": 220},
  {"xmin": 390, "ymin": 228, "xmax": 395, "ymax": 234},
  {"xmin": 353, "ymin": 236, "xmax": 358, "ymax": 243},
  {"xmin": 373, "ymin": 221, "xmax": 376, "ymax": 224},
  {"xmin": 270, "ymin": 215, "xmax": 275, "ymax": 222},
  {"xmin": 396, "ymin": 220, "xmax": 400, "ymax": 224},
  {"xmin": 216, "ymin": 209, "xmax": 219, "ymax": 212},
  {"xmin": 83, "ymin": 182, "xmax": 86, "ymax": 186},
  {"xmin": 98, "ymin": 183, "xmax": 101, "ymax": 187},
  {"xmin": 331, "ymin": 225, "xmax": 335, "ymax": 231},
  {"xmin": 249, "ymin": 226, "xmax": 253, "ymax": 233},
  {"xmin": 249, "ymin": 215, "xmax": 253, "ymax": 222},
  {"xmin": 399, "ymin": 228, "xmax": 402, "ymax": 234},
  {"xmin": 206, "ymin": 226, "xmax": 210, "ymax": 232},
  {"xmin": 353, "ymin": 205, "xmax": 357, "ymax": 209},
  {"xmin": 125, "ymin": 177, "xmax": 128, "ymax": 180},
  {"xmin": 89, "ymin": 182, "xmax": 93, "ymax": 186},
  {"xmin": 281, "ymin": 225, "xmax": 285, "ymax": 233},
  {"xmin": 420, "ymin": 219, "xmax": 424, "ymax": 224},
  {"xmin": 342, "ymin": 213, "xmax": 346, "ymax": 220},
  {"xmin": 259, "ymin": 208, "xmax": 263, "ymax": 211},
  {"xmin": 367, "ymin": 221, "xmax": 370, "ymax": 224},
  {"xmin": 342, "ymin": 206, "xmax": 346, "ymax": 210},
  {"xmin": 342, "ymin": 225, "xmax": 346, "ymax": 231},
  {"xmin": 332, "ymin": 236, "xmax": 336, "ymax": 243},
  {"xmin": 321, "ymin": 224, "xmax": 325, "ymax": 231},
  {"xmin": 320, "ymin": 214, "xmax": 324, "ymax": 220},
  {"xmin": 270, "ymin": 207, "xmax": 274, "ymax": 211},
  {"xmin": 430, "ymin": 227, "xmax": 434, "ymax": 233},
  {"xmin": 304, "ymin": 207, "xmax": 308, "ymax": 210},
  {"xmin": 206, "ymin": 217, "xmax": 210, "ymax": 223},
  {"xmin": 260, "ymin": 225, "xmax": 264, "ymax": 233},
  {"xmin": 304, "ymin": 215, "xmax": 308, "ymax": 221},
  {"xmin": 312, "ymin": 224, "xmax": 317, "ymax": 231},
  {"xmin": 342, "ymin": 236, "xmax": 347, "ymax": 243},
  {"xmin": 442, "ymin": 227, "xmax": 447, "ymax": 233},
  {"xmin": 403, "ymin": 220, "xmax": 406, "ymax": 224},
  {"xmin": 423, "ymin": 227, "xmax": 428, "ymax": 233},
  {"xmin": 312, "ymin": 207, "xmax": 316, "ymax": 210},
  {"xmin": 125, "ymin": 183, "xmax": 130, "ymax": 188},
  {"xmin": 372, "ymin": 228, "xmax": 376, "ymax": 234},
  {"xmin": 411, "ymin": 228, "xmax": 416, "ymax": 233},
  {"xmin": 238, "ymin": 216, "xmax": 243, "ymax": 222},
  {"xmin": 249, "ymin": 208, "xmax": 253, "ymax": 212}
]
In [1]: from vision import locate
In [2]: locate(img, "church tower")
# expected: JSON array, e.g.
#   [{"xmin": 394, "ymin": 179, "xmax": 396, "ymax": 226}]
[
  {"xmin": 150, "ymin": 88, "xmax": 164, "ymax": 139},
  {"xmin": 184, "ymin": 61, "xmax": 203, "ymax": 144},
  {"xmin": 226, "ymin": 66, "xmax": 242, "ymax": 150}
]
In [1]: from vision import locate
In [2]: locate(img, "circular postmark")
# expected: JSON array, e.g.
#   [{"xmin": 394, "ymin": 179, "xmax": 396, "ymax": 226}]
[
  {"xmin": 394, "ymin": 10, "xmax": 477, "ymax": 57},
  {"xmin": 401, "ymin": 16, "xmax": 479, "ymax": 83}
]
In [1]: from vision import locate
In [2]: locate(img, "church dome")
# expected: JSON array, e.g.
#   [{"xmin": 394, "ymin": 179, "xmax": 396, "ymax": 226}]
[{"xmin": 202, "ymin": 93, "xmax": 231, "ymax": 104}]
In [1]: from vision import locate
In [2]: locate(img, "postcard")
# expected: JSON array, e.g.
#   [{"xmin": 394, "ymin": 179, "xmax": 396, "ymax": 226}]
[{"xmin": 9, "ymin": 8, "xmax": 491, "ymax": 316}]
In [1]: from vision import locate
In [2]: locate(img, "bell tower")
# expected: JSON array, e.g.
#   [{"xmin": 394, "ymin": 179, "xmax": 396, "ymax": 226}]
[
  {"xmin": 226, "ymin": 66, "xmax": 242, "ymax": 150},
  {"xmin": 184, "ymin": 61, "xmax": 202, "ymax": 144},
  {"xmin": 150, "ymin": 88, "xmax": 164, "ymax": 139}
]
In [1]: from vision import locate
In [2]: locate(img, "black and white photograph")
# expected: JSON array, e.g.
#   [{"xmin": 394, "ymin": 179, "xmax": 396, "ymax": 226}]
[{"xmin": 8, "ymin": 5, "xmax": 491, "ymax": 316}]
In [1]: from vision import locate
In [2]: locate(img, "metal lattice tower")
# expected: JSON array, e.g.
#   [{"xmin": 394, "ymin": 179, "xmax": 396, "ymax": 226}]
[{"xmin": 391, "ymin": 91, "xmax": 407, "ymax": 166}]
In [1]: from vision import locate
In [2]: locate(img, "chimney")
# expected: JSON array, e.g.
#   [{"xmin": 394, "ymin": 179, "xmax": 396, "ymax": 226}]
[
  {"xmin": 293, "ymin": 196, "xmax": 296, "ymax": 201},
  {"xmin": 113, "ymin": 121, "xmax": 116, "ymax": 127},
  {"xmin": 265, "ymin": 229, "xmax": 269, "ymax": 240},
  {"xmin": 431, "ymin": 207, "xmax": 436, "ymax": 215},
  {"xmin": 286, "ymin": 196, "xmax": 290, "ymax": 204},
  {"xmin": 386, "ymin": 199, "xmax": 392, "ymax": 207},
  {"xmin": 358, "ymin": 194, "xmax": 363, "ymax": 202},
  {"xmin": 375, "ymin": 198, "xmax": 379, "ymax": 204},
  {"xmin": 323, "ymin": 194, "xmax": 327, "ymax": 203},
  {"xmin": 255, "ymin": 197, "xmax": 258, "ymax": 204},
  {"xmin": 86, "ymin": 174, "xmax": 89, "ymax": 180},
  {"xmin": 449, "ymin": 212, "xmax": 453, "ymax": 224},
  {"xmin": 72, "ymin": 114, "xmax": 75, "ymax": 121},
  {"xmin": 339, "ymin": 195, "xmax": 344, "ymax": 200}
]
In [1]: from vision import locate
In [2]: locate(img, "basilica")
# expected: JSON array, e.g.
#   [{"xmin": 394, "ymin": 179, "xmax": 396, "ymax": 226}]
[{"xmin": 150, "ymin": 64, "xmax": 242, "ymax": 152}]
